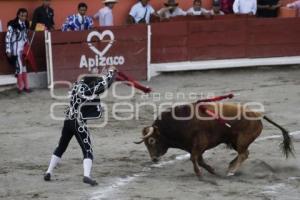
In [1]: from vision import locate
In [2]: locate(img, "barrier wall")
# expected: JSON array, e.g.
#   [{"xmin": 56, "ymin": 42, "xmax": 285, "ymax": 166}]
[
  {"xmin": 151, "ymin": 16, "xmax": 300, "ymax": 63},
  {"xmin": 50, "ymin": 25, "xmax": 148, "ymax": 83},
  {"xmin": 1, "ymin": 16, "xmax": 300, "ymax": 81}
]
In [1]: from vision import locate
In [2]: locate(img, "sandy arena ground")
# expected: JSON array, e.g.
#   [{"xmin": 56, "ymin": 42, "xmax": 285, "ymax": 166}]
[{"xmin": 0, "ymin": 66, "xmax": 300, "ymax": 200}]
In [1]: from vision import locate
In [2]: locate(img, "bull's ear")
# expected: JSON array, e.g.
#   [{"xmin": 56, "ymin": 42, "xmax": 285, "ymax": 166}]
[{"xmin": 142, "ymin": 126, "xmax": 151, "ymax": 136}]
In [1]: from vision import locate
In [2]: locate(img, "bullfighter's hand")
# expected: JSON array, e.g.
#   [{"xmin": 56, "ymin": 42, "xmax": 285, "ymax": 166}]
[{"xmin": 108, "ymin": 66, "xmax": 118, "ymax": 72}]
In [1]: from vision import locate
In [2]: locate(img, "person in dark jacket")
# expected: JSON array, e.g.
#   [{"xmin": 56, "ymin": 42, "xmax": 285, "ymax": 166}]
[
  {"xmin": 256, "ymin": 0, "xmax": 280, "ymax": 17},
  {"xmin": 44, "ymin": 66, "xmax": 117, "ymax": 186},
  {"xmin": 220, "ymin": 0, "xmax": 234, "ymax": 14},
  {"xmin": 31, "ymin": 0, "xmax": 54, "ymax": 30}
]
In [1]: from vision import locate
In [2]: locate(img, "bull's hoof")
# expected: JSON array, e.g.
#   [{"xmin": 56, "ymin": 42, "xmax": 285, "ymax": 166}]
[
  {"xmin": 44, "ymin": 173, "xmax": 51, "ymax": 181},
  {"xmin": 83, "ymin": 176, "xmax": 98, "ymax": 186},
  {"xmin": 227, "ymin": 172, "xmax": 235, "ymax": 177},
  {"xmin": 195, "ymin": 172, "xmax": 202, "ymax": 177},
  {"xmin": 208, "ymin": 168, "xmax": 216, "ymax": 175}
]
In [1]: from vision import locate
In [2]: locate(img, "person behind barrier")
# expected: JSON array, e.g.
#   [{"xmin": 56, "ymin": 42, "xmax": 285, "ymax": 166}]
[
  {"xmin": 187, "ymin": 0, "xmax": 211, "ymax": 16},
  {"xmin": 158, "ymin": 0, "xmax": 187, "ymax": 19},
  {"xmin": 31, "ymin": 0, "xmax": 54, "ymax": 30},
  {"xmin": 220, "ymin": 0, "xmax": 234, "ymax": 14},
  {"xmin": 287, "ymin": 0, "xmax": 300, "ymax": 16},
  {"xmin": 233, "ymin": 0, "xmax": 257, "ymax": 15},
  {"xmin": 62, "ymin": 2, "xmax": 93, "ymax": 32},
  {"xmin": 257, "ymin": 0, "xmax": 280, "ymax": 17},
  {"xmin": 44, "ymin": 66, "xmax": 117, "ymax": 186},
  {"xmin": 6, "ymin": 8, "xmax": 32, "ymax": 94},
  {"xmin": 94, "ymin": 0, "xmax": 118, "ymax": 26},
  {"xmin": 128, "ymin": 0, "xmax": 156, "ymax": 24},
  {"xmin": 209, "ymin": 0, "xmax": 225, "ymax": 15}
]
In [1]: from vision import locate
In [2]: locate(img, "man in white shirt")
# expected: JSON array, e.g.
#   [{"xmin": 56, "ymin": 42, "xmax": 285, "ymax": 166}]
[
  {"xmin": 187, "ymin": 0, "xmax": 211, "ymax": 16},
  {"xmin": 128, "ymin": 0, "xmax": 155, "ymax": 24},
  {"xmin": 233, "ymin": 0, "xmax": 257, "ymax": 15},
  {"xmin": 94, "ymin": 0, "xmax": 118, "ymax": 26},
  {"xmin": 158, "ymin": 0, "xmax": 187, "ymax": 19}
]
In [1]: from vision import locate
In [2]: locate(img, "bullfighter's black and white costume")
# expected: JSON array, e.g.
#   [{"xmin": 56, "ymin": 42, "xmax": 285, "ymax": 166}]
[
  {"xmin": 5, "ymin": 18, "xmax": 30, "ymax": 92},
  {"xmin": 44, "ymin": 68, "xmax": 116, "ymax": 186}
]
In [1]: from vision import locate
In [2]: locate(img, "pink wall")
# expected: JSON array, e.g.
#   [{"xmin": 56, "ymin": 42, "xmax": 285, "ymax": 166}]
[{"xmin": 0, "ymin": 0, "xmax": 197, "ymax": 31}]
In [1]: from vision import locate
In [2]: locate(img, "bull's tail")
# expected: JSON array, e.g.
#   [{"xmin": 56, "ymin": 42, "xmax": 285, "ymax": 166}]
[{"xmin": 263, "ymin": 116, "xmax": 294, "ymax": 158}]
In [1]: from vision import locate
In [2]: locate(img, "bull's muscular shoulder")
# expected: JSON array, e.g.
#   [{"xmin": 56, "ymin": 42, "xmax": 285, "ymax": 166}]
[
  {"xmin": 159, "ymin": 104, "xmax": 194, "ymax": 119},
  {"xmin": 154, "ymin": 104, "xmax": 194, "ymax": 129}
]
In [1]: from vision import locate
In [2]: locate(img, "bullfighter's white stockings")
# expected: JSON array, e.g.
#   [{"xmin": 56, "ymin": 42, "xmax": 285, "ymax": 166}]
[
  {"xmin": 46, "ymin": 154, "xmax": 61, "ymax": 175},
  {"xmin": 83, "ymin": 158, "xmax": 93, "ymax": 178}
]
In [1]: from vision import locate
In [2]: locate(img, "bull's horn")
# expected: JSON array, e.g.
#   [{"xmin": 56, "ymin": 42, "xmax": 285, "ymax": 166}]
[
  {"xmin": 134, "ymin": 140, "xmax": 144, "ymax": 144},
  {"xmin": 142, "ymin": 127, "xmax": 154, "ymax": 139},
  {"xmin": 134, "ymin": 127, "xmax": 154, "ymax": 145}
]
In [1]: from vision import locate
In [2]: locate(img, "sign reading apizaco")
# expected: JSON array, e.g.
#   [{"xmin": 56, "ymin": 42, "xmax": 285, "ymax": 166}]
[
  {"xmin": 51, "ymin": 25, "xmax": 148, "ymax": 82},
  {"xmin": 79, "ymin": 30, "xmax": 125, "ymax": 71}
]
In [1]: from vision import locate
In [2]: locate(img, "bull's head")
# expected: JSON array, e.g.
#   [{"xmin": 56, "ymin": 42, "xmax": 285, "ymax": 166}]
[{"xmin": 134, "ymin": 126, "xmax": 168, "ymax": 163}]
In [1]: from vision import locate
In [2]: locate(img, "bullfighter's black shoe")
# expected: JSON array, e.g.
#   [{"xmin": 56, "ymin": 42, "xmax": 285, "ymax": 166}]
[
  {"xmin": 44, "ymin": 173, "xmax": 51, "ymax": 181},
  {"xmin": 83, "ymin": 176, "xmax": 98, "ymax": 186}
]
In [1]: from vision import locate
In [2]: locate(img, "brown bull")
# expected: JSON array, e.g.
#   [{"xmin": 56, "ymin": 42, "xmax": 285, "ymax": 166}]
[{"xmin": 135, "ymin": 102, "xmax": 294, "ymax": 177}]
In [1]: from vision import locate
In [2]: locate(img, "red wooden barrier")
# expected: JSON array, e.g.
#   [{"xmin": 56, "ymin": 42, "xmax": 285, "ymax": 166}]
[
  {"xmin": 51, "ymin": 25, "xmax": 148, "ymax": 83},
  {"xmin": 151, "ymin": 21, "xmax": 188, "ymax": 63},
  {"xmin": 247, "ymin": 18, "xmax": 300, "ymax": 58},
  {"xmin": 1, "ymin": 16, "xmax": 300, "ymax": 82},
  {"xmin": 187, "ymin": 19, "xmax": 247, "ymax": 60},
  {"xmin": 151, "ymin": 16, "xmax": 300, "ymax": 63}
]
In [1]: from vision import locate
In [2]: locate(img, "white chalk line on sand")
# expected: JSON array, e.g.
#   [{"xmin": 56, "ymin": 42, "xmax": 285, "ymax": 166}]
[
  {"xmin": 260, "ymin": 177, "xmax": 300, "ymax": 199},
  {"xmin": 257, "ymin": 132, "xmax": 300, "ymax": 198},
  {"xmin": 261, "ymin": 183, "xmax": 286, "ymax": 195},
  {"xmin": 89, "ymin": 154, "xmax": 191, "ymax": 200},
  {"xmin": 90, "ymin": 131, "xmax": 300, "ymax": 200}
]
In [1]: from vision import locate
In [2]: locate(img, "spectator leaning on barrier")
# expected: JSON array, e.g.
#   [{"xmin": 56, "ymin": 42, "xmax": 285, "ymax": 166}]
[
  {"xmin": 31, "ymin": 0, "xmax": 54, "ymax": 30},
  {"xmin": 62, "ymin": 3, "xmax": 93, "ymax": 32},
  {"xmin": 5, "ymin": 8, "xmax": 31, "ymax": 94},
  {"xmin": 209, "ymin": 0, "xmax": 225, "ymax": 15},
  {"xmin": 187, "ymin": 0, "xmax": 211, "ymax": 16},
  {"xmin": 128, "ymin": 0, "xmax": 156, "ymax": 24},
  {"xmin": 257, "ymin": 0, "xmax": 280, "ymax": 17},
  {"xmin": 94, "ymin": 0, "xmax": 118, "ymax": 26},
  {"xmin": 287, "ymin": 0, "xmax": 300, "ymax": 16},
  {"xmin": 220, "ymin": 0, "xmax": 234, "ymax": 14},
  {"xmin": 158, "ymin": 0, "xmax": 187, "ymax": 19},
  {"xmin": 233, "ymin": 0, "xmax": 257, "ymax": 15}
]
